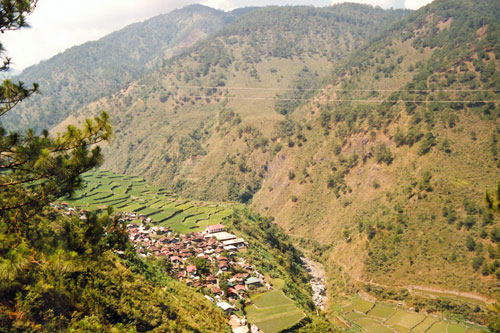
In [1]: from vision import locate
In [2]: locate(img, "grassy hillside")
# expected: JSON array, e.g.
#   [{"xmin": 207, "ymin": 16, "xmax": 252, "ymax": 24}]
[
  {"xmin": 2, "ymin": 5, "xmax": 246, "ymax": 132},
  {"xmin": 248, "ymin": 0, "xmax": 500, "ymax": 326},
  {"xmin": 47, "ymin": 0, "xmax": 499, "ymax": 329},
  {"xmin": 61, "ymin": 4, "xmax": 407, "ymax": 204},
  {"xmin": 0, "ymin": 206, "xmax": 230, "ymax": 331}
]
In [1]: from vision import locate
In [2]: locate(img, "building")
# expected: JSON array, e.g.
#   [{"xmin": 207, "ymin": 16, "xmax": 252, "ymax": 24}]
[
  {"xmin": 210, "ymin": 232, "xmax": 237, "ymax": 242},
  {"xmin": 186, "ymin": 265, "xmax": 197, "ymax": 275},
  {"xmin": 217, "ymin": 301, "xmax": 233, "ymax": 314},
  {"xmin": 234, "ymin": 284, "xmax": 246, "ymax": 293},
  {"xmin": 245, "ymin": 277, "xmax": 262, "ymax": 289},
  {"xmin": 222, "ymin": 238, "xmax": 246, "ymax": 248},
  {"xmin": 206, "ymin": 224, "xmax": 225, "ymax": 234}
]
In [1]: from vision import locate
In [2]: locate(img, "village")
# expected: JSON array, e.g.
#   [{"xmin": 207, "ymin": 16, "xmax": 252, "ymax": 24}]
[{"xmin": 53, "ymin": 203, "xmax": 273, "ymax": 333}]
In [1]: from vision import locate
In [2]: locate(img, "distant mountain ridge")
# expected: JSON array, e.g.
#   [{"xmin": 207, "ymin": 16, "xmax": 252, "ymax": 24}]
[
  {"xmin": 86, "ymin": 3, "xmax": 408, "ymax": 197},
  {"xmin": 2, "ymin": 4, "xmax": 250, "ymax": 132}
]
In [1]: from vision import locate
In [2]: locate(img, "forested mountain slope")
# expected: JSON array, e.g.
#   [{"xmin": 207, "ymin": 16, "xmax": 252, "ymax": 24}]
[
  {"xmin": 48, "ymin": 0, "xmax": 500, "ymax": 327},
  {"xmin": 66, "ymin": 3, "xmax": 408, "ymax": 202},
  {"xmin": 2, "ymin": 4, "xmax": 246, "ymax": 132},
  {"xmin": 250, "ymin": 0, "xmax": 500, "ymax": 303}
]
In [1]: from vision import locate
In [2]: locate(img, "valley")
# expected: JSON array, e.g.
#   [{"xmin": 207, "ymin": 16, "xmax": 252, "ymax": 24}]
[
  {"xmin": 1, "ymin": 0, "xmax": 499, "ymax": 331},
  {"xmin": 55, "ymin": 171, "xmax": 331, "ymax": 332},
  {"xmin": 301, "ymin": 257, "xmax": 328, "ymax": 310}
]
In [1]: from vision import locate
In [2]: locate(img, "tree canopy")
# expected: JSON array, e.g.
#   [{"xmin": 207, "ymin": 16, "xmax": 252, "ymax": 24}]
[{"xmin": 0, "ymin": 3, "xmax": 228, "ymax": 331}]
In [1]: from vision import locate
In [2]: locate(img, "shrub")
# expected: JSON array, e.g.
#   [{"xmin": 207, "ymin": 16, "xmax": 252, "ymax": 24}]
[
  {"xmin": 472, "ymin": 256, "xmax": 484, "ymax": 271},
  {"xmin": 439, "ymin": 139, "xmax": 452, "ymax": 154},
  {"xmin": 419, "ymin": 171, "xmax": 432, "ymax": 192},
  {"xmin": 464, "ymin": 216, "xmax": 476, "ymax": 230},
  {"xmin": 466, "ymin": 236, "xmax": 476, "ymax": 251},
  {"xmin": 418, "ymin": 132, "xmax": 436, "ymax": 155},
  {"xmin": 491, "ymin": 227, "xmax": 500, "ymax": 243},
  {"xmin": 373, "ymin": 143, "xmax": 393, "ymax": 164},
  {"xmin": 366, "ymin": 225, "xmax": 376, "ymax": 240}
]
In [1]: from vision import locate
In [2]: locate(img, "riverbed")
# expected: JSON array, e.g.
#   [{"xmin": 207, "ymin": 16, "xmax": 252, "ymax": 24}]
[{"xmin": 301, "ymin": 257, "xmax": 327, "ymax": 310}]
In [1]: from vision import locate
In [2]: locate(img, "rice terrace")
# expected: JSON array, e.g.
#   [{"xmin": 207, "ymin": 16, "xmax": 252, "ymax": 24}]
[
  {"xmin": 245, "ymin": 289, "xmax": 306, "ymax": 333},
  {"xmin": 62, "ymin": 170, "xmax": 234, "ymax": 233},
  {"xmin": 342, "ymin": 299, "xmax": 487, "ymax": 332}
]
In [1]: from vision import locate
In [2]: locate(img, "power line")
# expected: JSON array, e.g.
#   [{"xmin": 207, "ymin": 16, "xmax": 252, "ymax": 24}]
[
  {"xmin": 185, "ymin": 95, "xmax": 499, "ymax": 103},
  {"xmin": 165, "ymin": 85, "xmax": 500, "ymax": 93}
]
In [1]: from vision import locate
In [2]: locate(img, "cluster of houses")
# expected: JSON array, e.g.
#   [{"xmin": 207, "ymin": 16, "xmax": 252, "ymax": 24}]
[
  {"xmin": 52, "ymin": 202, "xmax": 89, "ymax": 219},
  {"xmin": 124, "ymin": 219, "xmax": 271, "ymax": 312},
  {"xmin": 53, "ymin": 204, "xmax": 272, "ymax": 332}
]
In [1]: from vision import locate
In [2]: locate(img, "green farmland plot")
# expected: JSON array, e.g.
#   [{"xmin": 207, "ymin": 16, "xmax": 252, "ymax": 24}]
[
  {"xmin": 411, "ymin": 316, "xmax": 440, "ymax": 332},
  {"xmin": 426, "ymin": 321, "xmax": 449, "ymax": 332},
  {"xmin": 385, "ymin": 309, "xmax": 426, "ymax": 330},
  {"xmin": 353, "ymin": 318, "xmax": 393, "ymax": 333},
  {"xmin": 447, "ymin": 323, "xmax": 467, "ymax": 333},
  {"xmin": 245, "ymin": 290, "xmax": 305, "ymax": 333},
  {"xmin": 252, "ymin": 290, "xmax": 295, "ymax": 308},
  {"xmin": 341, "ymin": 300, "xmax": 481, "ymax": 333},
  {"xmin": 61, "ymin": 170, "xmax": 233, "ymax": 233},
  {"xmin": 366, "ymin": 303, "xmax": 395, "ymax": 320},
  {"xmin": 148, "ymin": 209, "xmax": 182, "ymax": 223},
  {"xmin": 342, "ymin": 298, "xmax": 374, "ymax": 314}
]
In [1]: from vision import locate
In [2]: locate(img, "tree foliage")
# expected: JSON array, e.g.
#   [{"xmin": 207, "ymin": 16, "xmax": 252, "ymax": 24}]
[{"xmin": 0, "ymin": 3, "xmax": 228, "ymax": 331}]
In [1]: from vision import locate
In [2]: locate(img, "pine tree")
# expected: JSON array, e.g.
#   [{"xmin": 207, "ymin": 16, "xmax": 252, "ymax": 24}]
[
  {"xmin": 0, "ymin": 0, "xmax": 111, "ymax": 220},
  {"xmin": 0, "ymin": 1, "xmax": 112, "ymax": 328}
]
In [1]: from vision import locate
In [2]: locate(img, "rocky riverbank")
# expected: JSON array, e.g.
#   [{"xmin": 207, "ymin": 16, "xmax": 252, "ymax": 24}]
[{"xmin": 301, "ymin": 257, "xmax": 327, "ymax": 310}]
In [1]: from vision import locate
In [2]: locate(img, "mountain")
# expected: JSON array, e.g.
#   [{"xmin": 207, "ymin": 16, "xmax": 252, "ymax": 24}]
[
  {"xmin": 65, "ymin": 3, "xmax": 408, "ymax": 202},
  {"xmin": 248, "ymin": 0, "xmax": 500, "ymax": 311},
  {"xmin": 1, "ymin": 4, "xmax": 249, "ymax": 132},
  {"xmin": 21, "ymin": 0, "xmax": 500, "ymax": 329}
]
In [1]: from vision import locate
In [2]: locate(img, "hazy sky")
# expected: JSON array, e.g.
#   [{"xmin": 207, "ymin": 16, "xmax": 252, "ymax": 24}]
[{"xmin": 3, "ymin": 0, "xmax": 433, "ymax": 72}]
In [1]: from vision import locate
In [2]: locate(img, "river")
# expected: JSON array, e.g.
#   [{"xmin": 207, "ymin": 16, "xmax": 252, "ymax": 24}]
[{"xmin": 301, "ymin": 257, "xmax": 327, "ymax": 310}]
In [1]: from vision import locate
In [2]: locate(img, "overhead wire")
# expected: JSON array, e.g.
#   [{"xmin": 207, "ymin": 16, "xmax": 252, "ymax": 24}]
[
  {"xmin": 178, "ymin": 95, "xmax": 500, "ymax": 104},
  {"xmin": 164, "ymin": 84, "xmax": 500, "ymax": 93},
  {"xmin": 164, "ymin": 85, "xmax": 499, "ymax": 103}
]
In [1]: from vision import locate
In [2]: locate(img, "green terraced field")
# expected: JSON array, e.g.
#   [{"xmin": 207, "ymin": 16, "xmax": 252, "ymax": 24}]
[
  {"xmin": 353, "ymin": 318, "xmax": 393, "ymax": 333},
  {"xmin": 61, "ymin": 170, "xmax": 233, "ymax": 233},
  {"xmin": 426, "ymin": 321, "xmax": 449, "ymax": 332},
  {"xmin": 252, "ymin": 290, "xmax": 295, "ymax": 308},
  {"xmin": 342, "ymin": 299, "xmax": 485, "ymax": 333},
  {"xmin": 447, "ymin": 323, "xmax": 467, "ymax": 333},
  {"xmin": 411, "ymin": 316, "xmax": 440, "ymax": 332},
  {"xmin": 342, "ymin": 298, "xmax": 374, "ymax": 314},
  {"xmin": 366, "ymin": 303, "xmax": 395, "ymax": 320},
  {"xmin": 385, "ymin": 309, "xmax": 426, "ymax": 329},
  {"xmin": 246, "ymin": 290, "xmax": 305, "ymax": 333}
]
